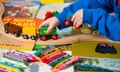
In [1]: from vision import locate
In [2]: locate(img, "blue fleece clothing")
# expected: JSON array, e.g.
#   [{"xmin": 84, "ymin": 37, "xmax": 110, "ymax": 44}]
[{"xmin": 56, "ymin": 0, "xmax": 120, "ymax": 41}]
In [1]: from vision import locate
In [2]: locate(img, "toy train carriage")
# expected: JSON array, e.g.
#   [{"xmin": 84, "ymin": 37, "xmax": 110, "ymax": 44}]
[
  {"xmin": 39, "ymin": 26, "xmax": 57, "ymax": 41},
  {"xmin": 4, "ymin": 23, "xmax": 37, "ymax": 40},
  {"xmin": 4, "ymin": 23, "xmax": 22, "ymax": 37},
  {"xmin": 3, "ymin": 17, "xmax": 43, "ymax": 40},
  {"xmin": 22, "ymin": 27, "xmax": 37, "ymax": 40}
]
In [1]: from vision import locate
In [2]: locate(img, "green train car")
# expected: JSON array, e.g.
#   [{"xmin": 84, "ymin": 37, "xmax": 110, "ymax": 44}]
[{"xmin": 39, "ymin": 26, "xmax": 57, "ymax": 41}]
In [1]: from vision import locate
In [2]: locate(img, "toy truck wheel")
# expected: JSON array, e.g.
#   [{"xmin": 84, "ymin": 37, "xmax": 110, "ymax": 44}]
[
  {"xmin": 23, "ymin": 35, "xmax": 29, "ymax": 39},
  {"xmin": 14, "ymin": 33, "xmax": 20, "ymax": 37},
  {"xmin": 40, "ymin": 36, "xmax": 46, "ymax": 41},
  {"xmin": 5, "ymin": 29, "xmax": 8, "ymax": 33},
  {"xmin": 51, "ymin": 35, "xmax": 57, "ymax": 40},
  {"xmin": 31, "ymin": 35, "xmax": 36, "ymax": 40}
]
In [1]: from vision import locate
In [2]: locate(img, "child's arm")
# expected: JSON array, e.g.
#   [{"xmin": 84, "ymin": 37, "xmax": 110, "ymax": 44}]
[
  {"xmin": 40, "ymin": 0, "xmax": 114, "ymax": 33},
  {"xmin": 56, "ymin": 0, "xmax": 113, "ymax": 29},
  {"xmin": 83, "ymin": 8, "xmax": 120, "ymax": 41}
]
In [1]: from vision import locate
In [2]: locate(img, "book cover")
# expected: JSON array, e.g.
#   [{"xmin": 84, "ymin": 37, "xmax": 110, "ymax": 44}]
[
  {"xmin": 3, "ymin": 0, "xmax": 41, "ymax": 18},
  {"xmin": 0, "ymin": 17, "xmax": 43, "ymax": 51},
  {"xmin": 74, "ymin": 57, "xmax": 120, "ymax": 72}
]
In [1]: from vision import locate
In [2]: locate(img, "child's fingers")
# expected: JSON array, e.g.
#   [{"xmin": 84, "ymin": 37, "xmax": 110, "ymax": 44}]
[
  {"xmin": 71, "ymin": 12, "xmax": 77, "ymax": 22},
  {"xmin": 72, "ymin": 11, "xmax": 80, "ymax": 27},
  {"xmin": 72, "ymin": 13, "xmax": 79, "ymax": 26},
  {"xmin": 72, "ymin": 9, "xmax": 83, "ymax": 28},
  {"xmin": 39, "ymin": 20, "xmax": 49, "ymax": 28},
  {"xmin": 46, "ymin": 23, "xmax": 54, "ymax": 33},
  {"xmin": 73, "ymin": 16, "xmax": 82, "ymax": 29},
  {"xmin": 71, "ymin": 15, "xmax": 75, "ymax": 21}
]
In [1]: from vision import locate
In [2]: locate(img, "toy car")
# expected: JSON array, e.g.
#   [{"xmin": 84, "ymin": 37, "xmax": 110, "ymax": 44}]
[{"xmin": 95, "ymin": 43, "xmax": 117, "ymax": 54}]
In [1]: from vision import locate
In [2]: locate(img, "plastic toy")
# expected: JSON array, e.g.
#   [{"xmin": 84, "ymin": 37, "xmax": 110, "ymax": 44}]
[
  {"xmin": 64, "ymin": 16, "xmax": 83, "ymax": 30},
  {"xmin": 39, "ymin": 11, "xmax": 59, "ymax": 41},
  {"xmin": 45, "ymin": 11, "xmax": 53, "ymax": 20},
  {"xmin": 95, "ymin": 43, "xmax": 117, "ymax": 54},
  {"xmin": 64, "ymin": 19, "xmax": 73, "ymax": 26},
  {"xmin": 45, "ymin": 11, "xmax": 59, "ymax": 20},
  {"xmin": 39, "ymin": 26, "xmax": 57, "ymax": 41},
  {"xmin": 63, "ymin": 11, "xmax": 83, "ymax": 30}
]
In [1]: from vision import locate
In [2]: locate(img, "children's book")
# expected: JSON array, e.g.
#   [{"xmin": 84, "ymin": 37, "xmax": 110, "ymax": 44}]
[
  {"xmin": 40, "ymin": 0, "xmax": 76, "ymax": 4},
  {"xmin": 3, "ymin": 0, "xmax": 41, "ymax": 18},
  {"xmin": 0, "ymin": 17, "xmax": 43, "ymax": 51},
  {"xmin": 74, "ymin": 57, "xmax": 120, "ymax": 72},
  {"xmin": 72, "ymin": 41, "xmax": 120, "ymax": 59},
  {"xmin": 0, "ymin": 32, "xmax": 35, "ymax": 51}
]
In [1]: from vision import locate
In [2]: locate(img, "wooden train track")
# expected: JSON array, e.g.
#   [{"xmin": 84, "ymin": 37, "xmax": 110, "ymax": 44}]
[
  {"xmin": 36, "ymin": 34, "xmax": 120, "ymax": 45},
  {"xmin": 0, "ymin": 2, "xmax": 4, "ymax": 17},
  {"xmin": 0, "ymin": 2, "xmax": 119, "ymax": 46},
  {"xmin": 0, "ymin": 2, "xmax": 4, "ymax": 32}
]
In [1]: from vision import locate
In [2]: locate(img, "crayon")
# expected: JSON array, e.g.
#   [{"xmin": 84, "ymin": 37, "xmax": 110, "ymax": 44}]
[
  {"xmin": 3, "ymin": 56, "xmax": 29, "ymax": 66},
  {"xmin": 8, "ymin": 51, "xmax": 32, "ymax": 62},
  {"xmin": 41, "ymin": 48, "xmax": 63, "ymax": 58},
  {"xmin": 54, "ymin": 56, "xmax": 80, "ymax": 70},
  {"xmin": 41, "ymin": 52, "xmax": 65, "ymax": 64},
  {"xmin": 3, "ymin": 53, "xmax": 29, "ymax": 63},
  {"xmin": 1, "ymin": 57, "xmax": 28, "ymax": 68},
  {"xmin": 34, "ymin": 46, "xmax": 52, "ymax": 56},
  {"xmin": 9, "ymin": 50, "xmax": 38, "ymax": 62},
  {"xmin": 0, "ymin": 62, "xmax": 24, "ymax": 72},
  {"xmin": 39, "ymin": 47, "xmax": 62, "ymax": 58},
  {"xmin": 49, "ymin": 54, "xmax": 71, "ymax": 67}
]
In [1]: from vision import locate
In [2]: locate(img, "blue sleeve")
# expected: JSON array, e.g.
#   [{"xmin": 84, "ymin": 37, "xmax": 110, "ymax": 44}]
[
  {"xmin": 83, "ymin": 8, "xmax": 120, "ymax": 41},
  {"xmin": 56, "ymin": 0, "xmax": 114, "ymax": 29}
]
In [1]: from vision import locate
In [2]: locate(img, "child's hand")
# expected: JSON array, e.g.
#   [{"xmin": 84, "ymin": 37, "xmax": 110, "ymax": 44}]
[
  {"xmin": 39, "ymin": 17, "xmax": 59, "ymax": 33},
  {"xmin": 71, "ymin": 9, "xmax": 83, "ymax": 28}
]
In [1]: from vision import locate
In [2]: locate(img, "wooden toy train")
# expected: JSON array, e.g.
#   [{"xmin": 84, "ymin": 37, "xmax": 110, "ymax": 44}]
[
  {"xmin": 3, "ymin": 11, "xmax": 98, "ymax": 41},
  {"xmin": 3, "ymin": 11, "xmax": 59, "ymax": 41},
  {"xmin": 4, "ymin": 23, "xmax": 57, "ymax": 41}
]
